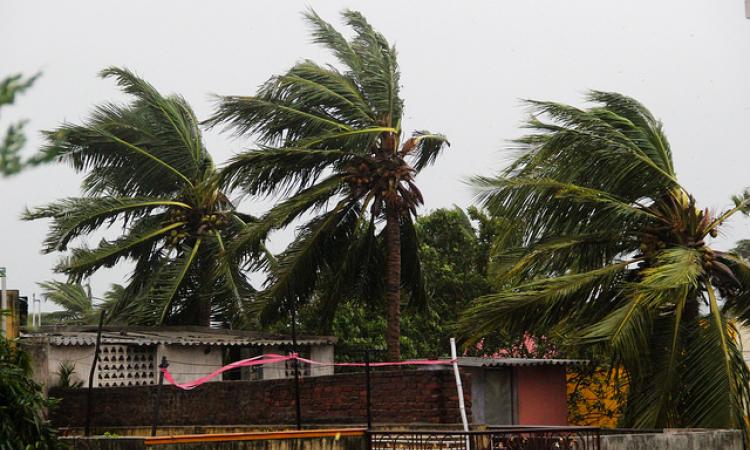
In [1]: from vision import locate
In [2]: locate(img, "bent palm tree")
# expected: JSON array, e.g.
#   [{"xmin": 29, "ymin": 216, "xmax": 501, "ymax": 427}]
[
  {"xmin": 38, "ymin": 281, "xmax": 128, "ymax": 325},
  {"xmin": 25, "ymin": 68, "xmax": 255, "ymax": 327},
  {"xmin": 461, "ymin": 92, "xmax": 750, "ymax": 431},
  {"xmin": 208, "ymin": 10, "xmax": 449, "ymax": 360}
]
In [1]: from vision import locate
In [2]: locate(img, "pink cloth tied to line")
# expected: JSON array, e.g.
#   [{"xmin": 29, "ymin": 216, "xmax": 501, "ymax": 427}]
[{"xmin": 160, "ymin": 353, "xmax": 456, "ymax": 390}]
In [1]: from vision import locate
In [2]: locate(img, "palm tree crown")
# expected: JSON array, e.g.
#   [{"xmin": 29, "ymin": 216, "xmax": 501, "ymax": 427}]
[
  {"xmin": 25, "ymin": 68, "xmax": 255, "ymax": 327},
  {"xmin": 461, "ymin": 92, "xmax": 750, "ymax": 431},
  {"xmin": 208, "ymin": 9, "xmax": 449, "ymax": 359}
]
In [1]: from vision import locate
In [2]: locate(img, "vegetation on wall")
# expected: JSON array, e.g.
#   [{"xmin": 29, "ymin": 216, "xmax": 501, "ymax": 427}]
[{"xmin": 0, "ymin": 332, "xmax": 61, "ymax": 448}]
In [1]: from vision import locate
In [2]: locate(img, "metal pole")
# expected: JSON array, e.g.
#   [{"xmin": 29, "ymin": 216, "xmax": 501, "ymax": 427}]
[
  {"xmin": 1, "ymin": 267, "xmax": 7, "ymax": 337},
  {"xmin": 450, "ymin": 338, "xmax": 470, "ymax": 432},
  {"xmin": 365, "ymin": 349, "xmax": 372, "ymax": 430},
  {"xmin": 291, "ymin": 305, "xmax": 302, "ymax": 430},
  {"xmin": 151, "ymin": 357, "xmax": 169, "ymax": 436},
  {"xmin": 84, "ymin": 311, "xmax": 105, "ymax": 436}
]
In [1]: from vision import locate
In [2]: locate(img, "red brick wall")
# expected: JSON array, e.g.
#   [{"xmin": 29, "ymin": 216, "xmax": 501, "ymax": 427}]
[
  {"xmin": 515, "ymin": 366, "xmax": 568, "ymax": 425},
  {"xmin": 49, "ymin": 369, "xmax": 471, "ymax": 428}
]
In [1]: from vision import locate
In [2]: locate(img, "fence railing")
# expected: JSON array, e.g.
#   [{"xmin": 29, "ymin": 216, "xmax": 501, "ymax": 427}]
[{"xmin": 368, "ymin": 427, "xmax": 601, "ymax": 450}]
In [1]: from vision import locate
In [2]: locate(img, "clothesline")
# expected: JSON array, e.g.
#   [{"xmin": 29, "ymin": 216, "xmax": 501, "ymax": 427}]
[{"xmin": 161, "ymin": 353, "xmax": 456, "ymax": 390}]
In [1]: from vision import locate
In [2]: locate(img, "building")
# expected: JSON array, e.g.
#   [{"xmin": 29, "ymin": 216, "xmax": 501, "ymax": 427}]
[
  {"xmin": 18, "ymin": 326, "xmax": 336, "ymax": 389},
  {"xmin": 1, "ymin": 289, "xmax": 28, "ymax": 338},
  {"xmin": 426, "ymin": 357, "xmax": 587, "ymax": 426}
]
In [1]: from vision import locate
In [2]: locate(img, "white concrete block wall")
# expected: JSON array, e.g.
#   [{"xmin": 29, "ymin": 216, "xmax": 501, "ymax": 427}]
[
  {"xmin": 48, "ymin": 345, "xmax": 94, "ymax": 388},
  {"xmin": 158, "ymin": 344, "xmax": 223, "ymax": 385},
  {"xmin": 310, "ymin": 344, "xmax": 334, "ymax": 377}
]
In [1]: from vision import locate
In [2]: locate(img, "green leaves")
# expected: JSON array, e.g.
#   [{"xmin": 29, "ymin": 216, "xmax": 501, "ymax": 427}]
[
  {"xmin": 0, "ymin": 337, "xmax": 62, "ymax": 449},
  {"xmin": 0, "ymin": 72, "xmax": 43, "ymax": 176}
]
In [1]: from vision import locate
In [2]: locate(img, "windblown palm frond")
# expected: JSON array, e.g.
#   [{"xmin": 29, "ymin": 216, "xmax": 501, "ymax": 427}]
[
  {"xmin": 38, "ymin": 281, "xmax": 130, "ymax": 325},
  {"xmin": 26, "ymin": 67, "xmax": 258, "ymax": 327},
  {"xmin": 209, "ymin": 9, "xmax": 449, "ymax": 359},
  {"xmin": 461, "ymin": 92, "xmax": 750, "ymax": 432}
]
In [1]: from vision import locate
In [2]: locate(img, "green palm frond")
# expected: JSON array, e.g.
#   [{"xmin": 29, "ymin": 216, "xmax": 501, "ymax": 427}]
[
  {"xmin": 57, "ymin": 220, "xmax": 184, "ymax": 280},
  {"xmin": 23, "ymin": 197, "xmax": 190, "ymax": 252},
  {"xmin": 211, "ymin": 10, "xmax": 447, "ymax": 358},
  {"xmin": 28, "ymin": 67, "xmax": 261, "ymax": 327},
  {"xmin": 38, "ymin": 281, "xmax": 93, "ymax": 323},
  {"xmin": 464, "ymin": 92, "xmax": 750, "ymax": 431}
]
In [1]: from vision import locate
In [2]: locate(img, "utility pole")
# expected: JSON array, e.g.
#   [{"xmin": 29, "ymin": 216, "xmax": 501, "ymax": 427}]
[{"xmin": 1, "ymin": 267, "xmax": 7, "ymax": 337}]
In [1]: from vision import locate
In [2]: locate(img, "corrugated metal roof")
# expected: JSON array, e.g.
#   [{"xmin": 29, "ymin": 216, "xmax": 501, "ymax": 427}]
[
  {"xmin": 19, "ymin": 326, "xmax": 336, "ymax": 347},
  {"xmin": 457, "ymin": 357, "xmax": 589, "ymax": 367}
]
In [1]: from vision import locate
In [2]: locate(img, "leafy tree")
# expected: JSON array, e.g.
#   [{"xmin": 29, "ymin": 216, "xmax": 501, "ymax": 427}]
[
  {"xmin": 24, "ymin": 68, "xmax": 256, "ymax": 327},
  {"xmin": 461, "ymin": 92, "xmax": 750, "ymax": 431},
  {"xmin": 208, "ymin": 10, "xmax": 449, "ymax": 359},
  {"xmin": 288, "ymin": 206, "xmax": 505, "ymax": 360},
  {"xmin": 0, "ymin": 331, "xmax": 61, "ymax": 448},
  {"xmin": 38, "ymin": 280, "xmax": 129, "ymax": 325}
]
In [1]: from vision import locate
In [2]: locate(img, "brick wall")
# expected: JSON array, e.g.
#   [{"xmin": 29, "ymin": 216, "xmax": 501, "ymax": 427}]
[{"xmin": 49, "ymin": 369, "xmax": 471, "ymax": 428}]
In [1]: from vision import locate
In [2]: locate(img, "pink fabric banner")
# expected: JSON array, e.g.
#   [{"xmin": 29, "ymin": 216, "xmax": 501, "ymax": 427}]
[{"xmin": 161, "ymin": 353, "xmax": 456, "ymax": 390}]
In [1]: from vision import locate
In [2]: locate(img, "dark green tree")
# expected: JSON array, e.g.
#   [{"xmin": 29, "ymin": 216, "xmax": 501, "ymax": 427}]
[
  {"xmin": 208, "ymin": 10, "xmax": 449, "ymax": 359},
  {"xmin": 0, "ymin": 333, "xmax": 61, "ymax": 448},
  {"xmin": 289, "ymin": 206, "xmax": 504, "ymax": 360},
  {"xmin": 25, "ymin": 68, "xmax": 256, "ymax": 327},
  {"xmin": 461, "ymin": 92, "xmax": 750, "ymax": 431}
]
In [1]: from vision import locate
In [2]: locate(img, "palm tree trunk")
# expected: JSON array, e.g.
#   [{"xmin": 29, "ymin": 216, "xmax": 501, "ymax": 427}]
[
  {"xmin": 385, "ymin": 208, "xmax": 401, "ymax": 361},
  {"xmin": 197, "ymin": 256, "xmax": 212, "ymax": 327}
]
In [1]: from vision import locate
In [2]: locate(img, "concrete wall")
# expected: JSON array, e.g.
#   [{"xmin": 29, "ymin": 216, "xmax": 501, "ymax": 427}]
[
  {"xmin": 310, "ymin": 344, "xmax": 334, "ymax": 377},
  {"xmin": 157, "ymin": 345, "xmax": 222, "ymax": 385},
  {"xmin": 50, "ymin": 345, "xmax": 94, "ymax": 388},
  {"xmin": 515, "ymin": 366, "xmax": 568, "ymax": 426},
  {"xmin": 600, "ymin": 429, "xmax": 743, "ymax": 450}
]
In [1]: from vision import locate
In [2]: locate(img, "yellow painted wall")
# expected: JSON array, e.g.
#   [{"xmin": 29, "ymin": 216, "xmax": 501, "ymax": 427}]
[{"xmin": 567, "ymin": 368, "xmax": 626, "ymax": 428}]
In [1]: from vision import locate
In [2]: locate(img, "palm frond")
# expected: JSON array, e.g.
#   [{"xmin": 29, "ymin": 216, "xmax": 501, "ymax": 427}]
[
  {"xmin": 23, "ymin": 196, "xmax": 190, "ymax": 252},
  {"xmin": 56, "ymin": 220, "xmax": 184, "ymax": 280}
]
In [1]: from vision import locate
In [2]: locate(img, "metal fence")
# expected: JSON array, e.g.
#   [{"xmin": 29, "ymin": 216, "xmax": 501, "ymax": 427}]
[{"xmin": 368, "ymin": 427, "xmax": 601, "ymax": 450}]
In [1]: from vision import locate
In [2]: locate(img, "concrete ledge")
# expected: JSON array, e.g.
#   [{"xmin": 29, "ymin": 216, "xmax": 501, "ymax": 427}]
[{"xmin": 601, "ymin": 429, "xmax": 742, "ymax": 450}]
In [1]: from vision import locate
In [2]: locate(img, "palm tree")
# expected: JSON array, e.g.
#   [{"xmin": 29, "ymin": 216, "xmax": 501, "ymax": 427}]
[
  {"xmin": 38, "ymin": 281, "xmax": 128, "ymax": 325},
  {"xmin": 208, "ymin": 10, "xmax": 449, "ymax": 360},
  {"xmin": 24, "ymin": 68, "xmax": 255, "ymax": 327},
  {"xmin": 461, "ymin": 92, "xmax": 750, "ymax": 431}
]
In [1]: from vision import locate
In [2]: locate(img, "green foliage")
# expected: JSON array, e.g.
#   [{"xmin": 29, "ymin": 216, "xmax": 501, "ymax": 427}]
[
  {"xmin": 462, "ymin": 92, "xmax": 750, "ymax": 432},
  {"xmin": 39, "ymin": 280, "xmax": 135, "ymax": 327},
  {"xmin": 0, "ymin": 331, "xmax": 61, "ymax": 449},
  {"xmin": 209, "ymin": 9, "xmax": 448, "ymax": 358},
  {"xmin": 25, "ymin": 68, "xmax": 257, "ymax": 327},
  {"xmin": 0, "ymin": 73, "xmax": 52, "ymax": 176},
  {"xmin": 55, "ymin": 360, "xmax": 83, "ymax": 388},
  {"xmin": 285, "ymin": 206, "xmax": 508, "ymax": 360}
]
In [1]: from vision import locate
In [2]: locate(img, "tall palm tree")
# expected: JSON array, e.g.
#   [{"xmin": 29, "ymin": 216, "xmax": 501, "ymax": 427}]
[
  {"xmin": 208, "ymin": 10, "xmax": 449, "ymax": 360},
  {"xmin": 38, "ymin": 281, "xmax": 128, "ymax": 325},
  {"xmin": 24, "ymin": 68, "xmax": 255, "ymax": 327},
  {"xmin": 461, "ymin": 92, "xmax": 750, "ymax": 431}
]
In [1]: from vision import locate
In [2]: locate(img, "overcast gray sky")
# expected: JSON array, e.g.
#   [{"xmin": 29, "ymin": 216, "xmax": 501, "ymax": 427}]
[{"xmin": 2, "ymin": 0, "xmax": 750, "ymax": 311}]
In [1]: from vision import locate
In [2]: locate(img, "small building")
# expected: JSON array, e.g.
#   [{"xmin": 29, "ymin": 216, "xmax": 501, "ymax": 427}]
[
  {"xmin": 19, "ymin": 326, "xmax": 336, "ymax": 389},
  {"xmin": 426, "ymin": 357, "xmax": 587, "ymax": 426}
]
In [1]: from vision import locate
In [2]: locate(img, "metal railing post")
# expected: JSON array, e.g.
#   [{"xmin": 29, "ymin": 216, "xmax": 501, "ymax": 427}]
[
  {"xmin": 151, "ymin": 356, "xmax": 169, "ymax": 436},
  {"xmin": 365, "ymin": 349, "xmax": 372, "ymax": 430}
]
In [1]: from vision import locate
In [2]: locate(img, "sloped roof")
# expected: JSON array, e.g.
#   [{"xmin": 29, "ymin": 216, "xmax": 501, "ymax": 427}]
[
  {"xmin": 457, "ymin": 357, "xmax": 588, "ymax": 367},
  {"xmin": 19, "ymin": 326, "xmax": 336, "ymax": 347}
]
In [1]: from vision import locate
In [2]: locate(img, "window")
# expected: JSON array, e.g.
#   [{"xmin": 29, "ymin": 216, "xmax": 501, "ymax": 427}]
[{"xmin": 95, "ymin": 344, "xmax": 156, "ymax": 387}]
